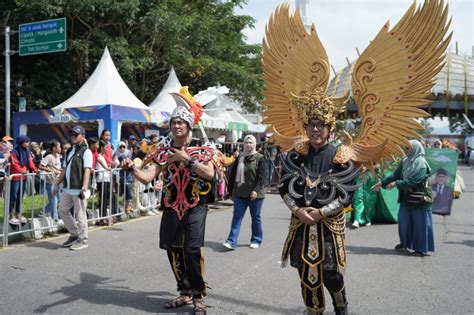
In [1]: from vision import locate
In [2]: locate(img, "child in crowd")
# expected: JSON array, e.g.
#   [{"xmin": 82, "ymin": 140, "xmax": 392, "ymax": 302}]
[{"xmin": 39, "ymin": 140, "xmax": 62, "ymax": 221}]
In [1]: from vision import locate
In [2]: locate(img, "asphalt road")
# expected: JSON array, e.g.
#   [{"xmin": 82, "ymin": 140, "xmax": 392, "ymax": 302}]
[{"xmin": 1, "ymin": 166, "xmax": 473, "ymax": 314}]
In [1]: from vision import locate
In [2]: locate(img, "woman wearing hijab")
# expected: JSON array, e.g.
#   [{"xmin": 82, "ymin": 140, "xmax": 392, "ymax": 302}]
[
  {"xmin": 8, "ymin": 135, "xmax": 38, "ymax": 225},
  {"xmin": 223, "ymin": 135, "xmax": 267, "ymax": 250},
  {"xmin": 374, "ymin": 139, "xmax": 434, "ymax": 256}
]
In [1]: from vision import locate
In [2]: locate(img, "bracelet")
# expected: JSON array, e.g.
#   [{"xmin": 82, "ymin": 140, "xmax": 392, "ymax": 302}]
[
  {"xmin": 184, "ymin": 158, "xmax": 195, "ymax": 168},
  {"xmin": 292, "ymin": 207, "xmax": 301, "ymax": 216}
]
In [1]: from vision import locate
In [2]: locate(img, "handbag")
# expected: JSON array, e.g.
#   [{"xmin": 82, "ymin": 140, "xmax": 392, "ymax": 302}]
[{"xmin": 405, "ymin": 179, "xmax": 433, "ymax": 205}]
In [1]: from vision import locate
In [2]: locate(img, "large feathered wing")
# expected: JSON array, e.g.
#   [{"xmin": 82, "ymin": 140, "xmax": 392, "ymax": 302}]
[
  {"xmin": 349, "ymin": 0, "xmax": 452, "ymax": 165},
  {"xmin": 262, "ymin": 3, "xmax": 330, "ymax": 151}
]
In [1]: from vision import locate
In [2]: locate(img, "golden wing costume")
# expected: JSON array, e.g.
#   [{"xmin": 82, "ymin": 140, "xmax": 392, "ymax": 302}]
[{"xmin": 262, "ymin": 0, "xmax": 452, "ymax": 168}]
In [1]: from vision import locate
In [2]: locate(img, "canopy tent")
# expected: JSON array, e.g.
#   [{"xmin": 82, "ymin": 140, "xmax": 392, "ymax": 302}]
[
  {"xmin": 149, "ymin": 67, "xmax": 182, "ymax": 113},
  {"xmin": 13, "ymin": 47, "xmax": 168, "ymax": 146},
  {"xmin": 201, "ymin": 93, "xmax": 265, "ymax": 133}
]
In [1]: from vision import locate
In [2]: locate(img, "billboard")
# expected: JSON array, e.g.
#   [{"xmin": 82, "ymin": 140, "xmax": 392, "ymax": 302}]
[{"xmin": 425, "ymin": 148, "xmax": 459, "ymax": 216}]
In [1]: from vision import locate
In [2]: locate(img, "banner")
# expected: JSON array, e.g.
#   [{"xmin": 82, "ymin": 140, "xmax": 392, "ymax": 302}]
[{"xmin": 425, "ymin": 148, "xmax": 459, "ymax": 216}]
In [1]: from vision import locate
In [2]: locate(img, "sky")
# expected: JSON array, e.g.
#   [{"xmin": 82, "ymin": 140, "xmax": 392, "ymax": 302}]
[{"xmin": 235, "ymin": 0, "xmax": 474, "ymax": 73}]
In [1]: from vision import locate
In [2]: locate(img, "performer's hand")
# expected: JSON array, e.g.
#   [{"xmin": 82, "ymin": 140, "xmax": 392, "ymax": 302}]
[
  {"xmin": 250, "ymin": 191, "xmax": 257, "ymax": 200},
  {"xmin": 296, "ymin": 208, "xmax": 316, "ymax": 225},
  {"xmin": 307, "ymin": 208, "xmax": 323, "ymax": 222},
  {"xmin": 372, "ymin": 182, "xmax": 382, "ymax": 192},
  {"xmin": 121, "ymin": 158, "xmax": 135, "ymax": 170},
  {"xmin": 168, "ymin": 147, "xmax": 190, "ymax": 164}
]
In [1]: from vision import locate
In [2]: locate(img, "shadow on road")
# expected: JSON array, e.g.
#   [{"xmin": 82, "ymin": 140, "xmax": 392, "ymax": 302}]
[
  {"xmin": 346, "ymin": 245, "xmax": 411, "ymax": 256},
  {"xmin": 209, "ymin": 292, "xmax": 302, "ymax": 314},
  {"xmin": 33, "ymin": 271, "xmax": 301, "ymax": 314},
  {"xmin": 34, "ymin": 272, "xmax": 177, "ymax": 313},
  {"xmin": 444, "ymin": 240, "xmax": 474, "ymax": 248},
  {"xmin": 27, "ymin": 241, "xmax": 63, "ymax": 251}
]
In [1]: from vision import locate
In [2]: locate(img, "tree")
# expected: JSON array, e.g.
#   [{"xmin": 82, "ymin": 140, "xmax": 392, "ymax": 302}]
[
  {"xmin": 419, "ymin": 118, "xmax": 434, "ymax": 136},
  {"xmin": 0, "ymin": 0, "xmax": 262, "ymax": 135}
]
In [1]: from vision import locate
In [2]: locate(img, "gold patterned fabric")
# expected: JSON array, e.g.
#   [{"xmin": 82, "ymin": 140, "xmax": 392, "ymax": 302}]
[{"xmin": 284, "ymin": 215, "xmax": 347, "ymax": 313}]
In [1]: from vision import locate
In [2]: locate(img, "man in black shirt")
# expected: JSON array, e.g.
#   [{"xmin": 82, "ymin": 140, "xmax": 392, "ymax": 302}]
[{"xmin": 123, "ymin": 90, "xmax": 215, "ymax": 314}]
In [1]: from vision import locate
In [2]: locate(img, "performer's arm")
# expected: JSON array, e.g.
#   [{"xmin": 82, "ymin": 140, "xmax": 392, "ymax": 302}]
[
  {"xmin": 282, "ymin": 193, "xmax": 300, "ymax": 214},
  {"xmin": 319, "ymin": 199, "xmax": 343, "ymax": 218},
  {"xmin": 190, "ymin": 160, "xmax": 214, "ymax": 181},
  {"xmin": 132, "ymin": 162, "xmax": 161, "ymax": 184}
]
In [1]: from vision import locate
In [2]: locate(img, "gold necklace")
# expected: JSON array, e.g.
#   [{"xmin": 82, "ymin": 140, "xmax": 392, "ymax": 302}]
[{"xmin": 306, "ymin": 175, "xmax": 321, "ymax": 189}]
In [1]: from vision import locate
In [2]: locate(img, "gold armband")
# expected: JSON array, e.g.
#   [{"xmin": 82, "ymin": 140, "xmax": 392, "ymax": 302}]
[{"xmin": 292, "ymin": 207, "xmax": 302, "ymax": 216}]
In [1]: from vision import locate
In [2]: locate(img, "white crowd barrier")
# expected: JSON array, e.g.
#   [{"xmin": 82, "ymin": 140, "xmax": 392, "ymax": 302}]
[{"xmin": 1, "ymin": 168, "xmax": 162, "ymax": 248}]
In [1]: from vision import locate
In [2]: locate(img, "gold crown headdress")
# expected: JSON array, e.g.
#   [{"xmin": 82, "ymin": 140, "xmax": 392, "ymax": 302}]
[
  {"xmin": 262, "ymin": 1, "xmax": 451, "ymax": 169},
  {"xmin": 291, "ymin": 89, "xmax": 347, "ymax": 129}
]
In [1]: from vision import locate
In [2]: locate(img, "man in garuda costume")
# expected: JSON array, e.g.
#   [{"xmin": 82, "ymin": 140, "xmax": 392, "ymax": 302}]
[
  {"xmin": 261, "ymin": 1, "xmax": 451, "ymax": 314},
  {"xmin": 123, "ymin": 87, "xmax": 215, "ymax": 314}
]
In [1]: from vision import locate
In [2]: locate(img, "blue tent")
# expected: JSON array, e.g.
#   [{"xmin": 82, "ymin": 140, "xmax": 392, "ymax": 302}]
[{"xmin": 13, "ymin": 48, "xmax": 169, "ymax": 147}]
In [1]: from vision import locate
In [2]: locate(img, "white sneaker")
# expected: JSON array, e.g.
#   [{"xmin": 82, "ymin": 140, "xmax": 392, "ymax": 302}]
[
  {"xmin": 249, "ymin": 243, "xmax": 260, "ymax": 249},
  {"xmin": 352, "ymin": 221, "xmax": 360, "ymax": 228},
  {"xmin": 57, "ymin": 219, "xmax": 65, "ymax": 230},
  {"xmin": 222, "ymin": 242, "xmax": 235, "ymax": 250},
  {"xmin": 366, "ymin": 222, "xmax": 372, "ymax": 227}
]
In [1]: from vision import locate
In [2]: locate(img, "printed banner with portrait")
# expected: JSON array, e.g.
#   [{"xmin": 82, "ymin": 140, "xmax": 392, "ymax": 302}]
[{"xmin": 425, "ymin": 148, "xmax": 459, "ymax": 216}]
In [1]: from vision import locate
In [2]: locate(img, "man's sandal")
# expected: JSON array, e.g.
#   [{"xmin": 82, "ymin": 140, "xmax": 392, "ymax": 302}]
[
  {"xmin": 193, "ymin": 298, "xmax": 207, "ymax": 315},
  {"xmin": 163, "ymin": 295, "xmax": 193, "ymax": 309}
]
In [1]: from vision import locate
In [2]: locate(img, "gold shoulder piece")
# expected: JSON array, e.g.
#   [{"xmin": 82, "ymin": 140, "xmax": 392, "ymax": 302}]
[
  {"xmin": 333, "ymin": 145, "xmax": 354, "ymax": 164},
  {"xmin": 292, "ymin": 140, "xmax": 310, "ymax": 155}
]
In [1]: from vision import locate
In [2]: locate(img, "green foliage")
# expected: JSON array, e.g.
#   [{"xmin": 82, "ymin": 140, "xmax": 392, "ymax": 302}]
[
  {"xmin": 0, "ymin": 0, "xmax": 262, "ymax": 134},
  {"xmin": 448, "ymin": 116, "xmax": 469, "ymax": 135},
  {"xmin": 419, "ymin": 118, "xmax": 434, "ymax": 135}
]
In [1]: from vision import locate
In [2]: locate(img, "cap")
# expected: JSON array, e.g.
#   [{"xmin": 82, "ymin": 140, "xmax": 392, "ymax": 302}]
[
  {"xmin": 2, "ymin": 135, "xmax": 13, "ymax": 142},
  {"xmin": 69, "ymin": 126, "xmax": 85, "ymax": 135},
  {"xmin": 129, "ymin": 135, "xmax": 136, "ymax": 141}
]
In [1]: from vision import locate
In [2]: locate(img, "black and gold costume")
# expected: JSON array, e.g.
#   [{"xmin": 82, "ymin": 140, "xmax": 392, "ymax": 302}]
[
  {"xmin": 279, "ymin": 144, "xmax": 358, "ymax": 314},
  {"xmin": 154, "ymin": 136, "xmax": 215, "ymax": 299}
]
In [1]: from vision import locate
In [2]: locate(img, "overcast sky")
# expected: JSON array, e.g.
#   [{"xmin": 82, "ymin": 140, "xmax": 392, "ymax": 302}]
[{"xmin": 235, "ymin": 0, "xmax": 473, "ymax": 73}]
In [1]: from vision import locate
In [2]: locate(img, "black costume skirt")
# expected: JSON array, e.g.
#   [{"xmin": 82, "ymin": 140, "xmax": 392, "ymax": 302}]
[
  {"xmin": 159, "ymin": 205, "xmax": 208, "ymax": 249},
  {"xmin": 290, "ymin": 224, "xmax": 338, "ymax": 271}
]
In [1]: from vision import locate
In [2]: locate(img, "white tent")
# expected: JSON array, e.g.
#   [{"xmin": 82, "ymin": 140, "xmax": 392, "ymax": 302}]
[
  {"xmin": 148, "ymin": 67, "xmax": 182, "ymax": 113},
  {"xmin": 53, "ymin": 47, "xmax": 148, "ymax": 113},
  {"xmin": 201, "ymin": 94, "xmax": 265, "ymax": 133}
]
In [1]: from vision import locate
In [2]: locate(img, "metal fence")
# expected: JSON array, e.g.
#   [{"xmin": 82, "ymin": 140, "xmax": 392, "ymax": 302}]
[{"xmin": 0, "ymin": 168, "xmax": 161, "ymax": 248}]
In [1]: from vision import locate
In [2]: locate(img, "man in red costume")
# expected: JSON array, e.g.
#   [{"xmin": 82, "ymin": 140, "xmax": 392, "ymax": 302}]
[{"xmin": 123, "ymin": 89, "xmax": 215, "ymax": 314}]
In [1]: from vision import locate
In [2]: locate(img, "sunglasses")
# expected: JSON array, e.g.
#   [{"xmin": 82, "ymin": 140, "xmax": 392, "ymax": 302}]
[{"xmin": 119, "ymin": 146, "xmax": 125, "ymax": 148}]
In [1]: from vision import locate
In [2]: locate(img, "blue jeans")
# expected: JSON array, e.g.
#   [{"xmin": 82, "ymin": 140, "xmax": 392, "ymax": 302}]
[
  {"xmin": 9, "ymin": 180, "xmax": 26, "ymax": 215},
  {"xmin": 225, "ymin": 196, "xmax": 264, "ymax": 248},
  {"xmin": 45, "ymin": 183, "xmax": 59, "ymax": 220}
]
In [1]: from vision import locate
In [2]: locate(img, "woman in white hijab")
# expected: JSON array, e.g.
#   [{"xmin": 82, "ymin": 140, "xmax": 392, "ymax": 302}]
[{"xmin": 223, "ymin": 135, "xmax": 267, "ymax": 250}]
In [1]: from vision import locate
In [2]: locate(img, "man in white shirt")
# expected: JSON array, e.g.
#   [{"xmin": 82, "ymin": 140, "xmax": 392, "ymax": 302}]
[{"xmin": 54, "ymin": 126, "xmax": 92, "ymax": 250}]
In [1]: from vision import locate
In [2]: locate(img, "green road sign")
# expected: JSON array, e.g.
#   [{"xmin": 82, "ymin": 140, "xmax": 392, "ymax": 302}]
[{"xmin": 19, "ymin": 18, "xmax": 66, "ymax": 56}]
